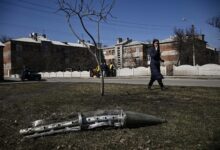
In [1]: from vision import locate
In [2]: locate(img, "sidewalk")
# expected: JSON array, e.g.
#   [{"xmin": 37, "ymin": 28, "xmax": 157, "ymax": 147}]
[
  {"xmin": 2, "ymin": 75, "xmax": 220, "ymax": 81},
  {"xmin": 2, "ymin": 76, "xmax": 220, "ymax": 87},
  {"xmin": 114, "ymin": 75, "xmax": 220, "ymax": 80}
]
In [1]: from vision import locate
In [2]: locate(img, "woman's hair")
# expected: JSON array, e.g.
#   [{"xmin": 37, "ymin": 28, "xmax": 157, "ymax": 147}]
[
  {"xmin": 153, "ymin": 39, "xmax": 159, "ymax": 44},
  {"xmin": 152, "ymin": 39, "xmax": 160, "ymax": 50}
]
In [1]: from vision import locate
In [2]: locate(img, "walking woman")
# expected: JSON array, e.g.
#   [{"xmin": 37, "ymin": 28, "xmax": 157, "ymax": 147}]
[{"xmin": 148, "ymin": 39, "xmax": 166, "ymax": 90}]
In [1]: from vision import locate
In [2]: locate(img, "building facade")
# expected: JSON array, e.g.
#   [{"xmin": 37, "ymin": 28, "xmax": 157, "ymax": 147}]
[
  {"xmin": 103, "ymin": 38, "xmax": 149, "ymax": 68},
  {"xmin": 0, "ymin": 42, "xmax": 4, "ymax": 80},
  {"xmin": 103, "ymin": 36, "xmax": 219, "ymax": 72},
  {"xmin": 160, "ymin": 35, "xmax": 219, "ymax": 66},
  {"xmin": 3, "ymin": 34, "xmax": 218, "ymax": 77},
  {"xmin": 3, "ymin": 33, "xmax": 97, "ymax": 76}
]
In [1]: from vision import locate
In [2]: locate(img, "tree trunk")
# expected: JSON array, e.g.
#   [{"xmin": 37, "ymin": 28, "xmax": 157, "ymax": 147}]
[{"xmin": 101, "ymin": 70, "xmax": 104, "ymax": 96}]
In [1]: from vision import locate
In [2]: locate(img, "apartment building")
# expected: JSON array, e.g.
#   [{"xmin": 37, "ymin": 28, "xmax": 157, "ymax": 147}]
[
  {"xmin": 160, "ymin": 35, "xmax": 219, "ymax": 66},
  {"xmin": 103, "ymin": 36, "xmax": 218, "ymax": 71},
  {"xmin": 3, "ymin": 33, "xmax": 97, "ymax": 76},
  {"xmin": 103, "ymin": 38, "xmax": 149, "ymax": 68}
]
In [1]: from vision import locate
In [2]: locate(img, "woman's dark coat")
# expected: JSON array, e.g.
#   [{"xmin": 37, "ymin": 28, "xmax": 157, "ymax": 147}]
[{"xmin": 149, "ymin": 47, "xmax": 164, "ymax": 80}]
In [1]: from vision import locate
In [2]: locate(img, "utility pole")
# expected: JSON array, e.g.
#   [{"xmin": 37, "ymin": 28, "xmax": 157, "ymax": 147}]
[
  {"xmin": 192, "ymin": 24, "xmax": 196, "ymax": 66},
  {"xmin": 182, "ymin": 18, "xmax": 196, "ymax": 66}
]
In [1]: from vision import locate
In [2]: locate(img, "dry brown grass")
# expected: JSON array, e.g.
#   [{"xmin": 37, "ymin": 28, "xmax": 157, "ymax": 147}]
[{"xmin": 0, "ymin": 82, "xmax": 219, "ymax": 150}]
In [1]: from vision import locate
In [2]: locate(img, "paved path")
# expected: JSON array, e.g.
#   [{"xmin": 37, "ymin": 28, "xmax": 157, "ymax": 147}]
[
  {"xmin": 2, "ymin": 76, "xmax": 220, "ymax": 87},
  {"xmin": 44, "ymin": 76, "xmax": 220, "ymax": 87}
]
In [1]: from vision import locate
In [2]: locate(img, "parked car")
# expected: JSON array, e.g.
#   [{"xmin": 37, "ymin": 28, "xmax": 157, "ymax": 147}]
[{"xmin": 20, "ymin": 69, "xmax": 41, "ymax": 81}]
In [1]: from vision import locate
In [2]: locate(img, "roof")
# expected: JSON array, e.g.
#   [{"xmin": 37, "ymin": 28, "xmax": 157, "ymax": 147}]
[
  {"xmin": 13, "ymin": 37, "xmax": 41, "ymax": 43},
  {"xmin": 0, "ymin": 42, "xmax": 5, "ymax": 46},
  {"xmin": 67, "ymin": 42, "xmax": 86, "ymax": 47},
  {"xmin": 12, "ymin": 36, "xmax": 94, "ymax": 48},
  {"xmin": 102, "ymin": 40, "xmax": 148, "ymax": 50},
  {"xmin": 13, "ymin": 37, "xmax": 68, "ymax": 46},
  {"xmin": 51, "ymin": 40, "xmax": 67, "ymax": 46},
  {"xmin": 114, "ymin": 38, "xmax": 130, "ymax": 45},
  {"xmin": 206, "ymin": 45, "xmax": 216, "ymax": 51},
  {"xmin": 124, "ymin": 41, "xmax": 147, "ymax": 46},
  {"xmin": 160, "ymin": 35, "xmax": 207, "ymax": 44},
  {"xmin": 160, "ymin": 36, "xmax": 175, "ymax": 43}
]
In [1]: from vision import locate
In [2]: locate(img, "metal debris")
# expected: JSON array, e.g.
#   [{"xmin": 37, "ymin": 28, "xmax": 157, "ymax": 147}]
[{"xmin": 20, "ymin": 109, "xmax": 167, "ymax": 139}]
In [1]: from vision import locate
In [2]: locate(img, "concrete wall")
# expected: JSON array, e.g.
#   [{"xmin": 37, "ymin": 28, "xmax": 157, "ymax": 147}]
[
  {"xmin": 116, "ymin": 66, "xmax": 167, "ymax": 77},
  {"xmin": 173, "ymin": 64, "xmax": 220, "ymax": 76},
  {"xmin": 39, "ymin": 67, "xmax": 167, "ymax": 78},
  {"xmin": 9, "ymin": 64, "xmax": 220, "ymax": 78},
  {"xmin": 39, "ymin": 71, "xmax": 90, "ymax": 78}
]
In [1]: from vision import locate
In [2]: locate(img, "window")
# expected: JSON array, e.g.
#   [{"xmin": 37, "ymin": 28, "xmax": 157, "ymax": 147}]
[
  {"xmin": 16, "ymin": 44, "xmax": 22, "ymax": 52},
  {"xmin": 135, "ymin": 58, "xmax": 141, "ymax": 66},
  {"xmin": 135, "ymin": 48, "xmax": 140, "ymax": 57}
]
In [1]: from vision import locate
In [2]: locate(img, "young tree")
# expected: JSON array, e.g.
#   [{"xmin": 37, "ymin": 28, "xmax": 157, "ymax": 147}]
[{"xmin": 57, "ymin": 0, "xmax": 115, "ymax": 96}]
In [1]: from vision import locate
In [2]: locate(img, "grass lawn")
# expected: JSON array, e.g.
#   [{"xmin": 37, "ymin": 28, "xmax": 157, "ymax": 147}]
[{"xmin": 0, "ymin": 82, "xmax": 219, "ymax": 150}]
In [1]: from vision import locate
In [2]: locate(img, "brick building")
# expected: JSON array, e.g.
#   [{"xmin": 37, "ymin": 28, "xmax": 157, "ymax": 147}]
[
  {"xmin": 205, "ymin": 46, "xmax": 219, "ymax": 64},
  {"xmin": 160, "ymin": 35, "xmax": 218, "ymax": 66},
  {"xmin": 3, "ymin": 33, "xmax": 97, "ymax": 76},
  {"xmin": 103, "ymin": 38, "xmax": 149, "ymax": 68},
  {"xmin": 0, "ymin": 42, "xmax": 4, "ymax": 80},
  {"xmin": 103, "ymin": 36, "xmax": 219, "ymax": 72}
]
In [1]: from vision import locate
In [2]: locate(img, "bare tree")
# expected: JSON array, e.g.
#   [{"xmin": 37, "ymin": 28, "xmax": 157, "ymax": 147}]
[
  {"xmin": 0, "ymin": 35, "xmax": 12, "ymax": 43},
  {"xmin": 173, "ymin": 26, "xmax": 210, "ymax": 65},
  {"xmin": 173, "ymin": 26, "xmax": 201, "ymax": 65},
  {"xmin": 57, "ymin": 0, "xmax": 115, "ymax": 96},
  {"xmin": 207, "ymin": 16, "xmax": 220, "ymax": 30},
  {"xmin": 173, "ymin": 28, "xmax": 186, "ymax": 65}
]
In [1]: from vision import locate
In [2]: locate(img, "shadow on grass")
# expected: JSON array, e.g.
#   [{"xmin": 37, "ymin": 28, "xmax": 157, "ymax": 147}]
[
  {"xmin": 117, "ymin": 87, "xmax": 165, "ymax": 96},
  {"xmin": 208, "ymin": 129, "xmax": 220, "ymax": 150},
  {"xmin": 0, "ymin": 79, "xmax": 47, "ymax": 83},
  {"xmin": 1, "ymin": 79, "xmax": 20, "ymax": 83}
]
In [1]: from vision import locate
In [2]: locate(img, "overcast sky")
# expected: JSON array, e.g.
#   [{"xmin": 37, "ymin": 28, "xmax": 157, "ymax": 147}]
[{"xmin": 0, "ymin": 0, "xmax": 219, "ymax": 49}]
